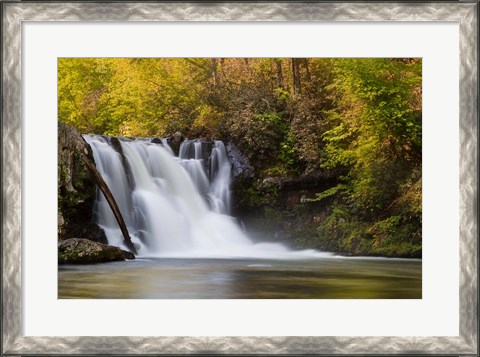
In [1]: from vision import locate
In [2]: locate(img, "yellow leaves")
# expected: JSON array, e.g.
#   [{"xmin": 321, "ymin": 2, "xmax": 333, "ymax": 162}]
[{"xmin": 191, "ymin": 105, "xmax": 224, "ymax": 135}]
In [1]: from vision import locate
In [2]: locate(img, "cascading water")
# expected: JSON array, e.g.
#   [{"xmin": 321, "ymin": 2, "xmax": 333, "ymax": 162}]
[{"xmin": 84, "ymin": 135, "xmax": 331, "ymax": 259}]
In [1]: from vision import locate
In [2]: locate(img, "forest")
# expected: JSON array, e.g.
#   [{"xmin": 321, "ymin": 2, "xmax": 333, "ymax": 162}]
[{"xmin": 58, "ymin": 57, "xmax": 422, "ymax": 258}]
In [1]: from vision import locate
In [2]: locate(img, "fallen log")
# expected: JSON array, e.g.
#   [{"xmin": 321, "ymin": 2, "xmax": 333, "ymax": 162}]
[{"xmin": 79, "ymin": 145, "xmax": 137, "ymax": 255}]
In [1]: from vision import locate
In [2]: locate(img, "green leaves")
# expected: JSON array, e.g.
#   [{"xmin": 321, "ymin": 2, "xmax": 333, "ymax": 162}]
[
  {"xmin": 314, "ymin": 58, "xmax": 422, "ymax": 256},
  {"xmin": 308, "ymin": 184, "xmax": 347, "ymax": 202}
]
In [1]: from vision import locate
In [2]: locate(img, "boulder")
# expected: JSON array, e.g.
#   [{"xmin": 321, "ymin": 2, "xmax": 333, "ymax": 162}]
[{"xmin": 58, "ymin": 238, "xmax": 135, "ymax": 264}]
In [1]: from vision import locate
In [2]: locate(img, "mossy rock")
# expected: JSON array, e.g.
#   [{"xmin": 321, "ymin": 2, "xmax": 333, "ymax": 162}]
[
  {"xmin": 58, "ymin": 238, "xmax": 135, "ymax": 264},
  {"xmin": 58, "ymin": 122, "xmax": 100, "ymax": 240}
]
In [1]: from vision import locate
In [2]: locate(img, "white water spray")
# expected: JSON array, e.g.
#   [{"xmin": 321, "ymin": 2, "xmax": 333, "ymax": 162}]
[{"xmin": 84, "ymin": 135, "xmax": 331, "ymax": 259}]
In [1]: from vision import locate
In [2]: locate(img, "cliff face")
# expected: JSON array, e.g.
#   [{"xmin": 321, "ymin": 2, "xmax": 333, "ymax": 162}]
[{"xmin": 57, "ymin": 122, "xmax": 107, "ymax": 243}]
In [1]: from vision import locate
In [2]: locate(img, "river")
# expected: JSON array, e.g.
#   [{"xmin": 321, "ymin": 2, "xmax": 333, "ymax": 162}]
[{"xmin": 58, "ymin": 257, "xmax": 421, "ymax": 299}]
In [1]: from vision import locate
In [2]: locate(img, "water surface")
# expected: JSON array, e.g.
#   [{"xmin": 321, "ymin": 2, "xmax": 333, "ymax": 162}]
[{"xmin": 58, "ymin": 257, "xmax": 421, "ymax": 299}]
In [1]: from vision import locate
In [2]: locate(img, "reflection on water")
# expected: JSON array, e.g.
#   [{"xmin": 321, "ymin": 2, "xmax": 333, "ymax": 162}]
[{"xmin": 58, "ymin": 257, "xmax": 421, "ymax": 299}]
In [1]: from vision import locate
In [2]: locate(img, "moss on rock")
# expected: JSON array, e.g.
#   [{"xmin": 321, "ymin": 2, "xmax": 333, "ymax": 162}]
[{"xmin": 58, "ymin": 238, "xmax": 135, "ymax": 264}]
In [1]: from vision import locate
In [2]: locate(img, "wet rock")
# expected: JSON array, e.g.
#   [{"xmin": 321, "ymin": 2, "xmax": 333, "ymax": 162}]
[
  {"xmin": 58, "ymin": 238, "xmax": 135, "ymax": 264},
  {"xmin": 226, "ymin": 141, "xmax": 254, "ymax": 179},
  {"xmin": 110, "ymin": 136, "xmax": 135, "ymax": 190},
  {"xmin": 58, "ymin": 122, "xmax": 103, "ymax": 241},
  {"xmin": 65, "ymin": 223, "xmax": 108, "ymax": 244},
  {"xmin": 110, "ymin": 136, "xmax": 124, "ymax": 154},
  {"xmin": 167, "ymin": 131, "xmax": 184, "ymax": 155}
]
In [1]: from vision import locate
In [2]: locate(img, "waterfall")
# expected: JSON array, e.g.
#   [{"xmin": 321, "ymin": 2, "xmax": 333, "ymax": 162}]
[{"xmin": 84, "ymin": 135, "xmax": 330, "ymax": 259}]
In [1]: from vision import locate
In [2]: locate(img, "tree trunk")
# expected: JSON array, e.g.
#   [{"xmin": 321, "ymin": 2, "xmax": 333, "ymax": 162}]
[
  {"xmin": 303, "ymin": 58, "xmax": 311, "ymax": 82},
  {"xmin": 275, "ymin": 59, "xmax": 284, "ymax": 89},
  {"xmin": 79, "ymin": 144, "xmax": 137, "ymax": 255},
  {"xmin": 211, "ymin": 58, "xmax": 218, "ymax": 86},
  {"xmin": 291, "ymin": 58, "xmax": 301, "ymax": 94}
]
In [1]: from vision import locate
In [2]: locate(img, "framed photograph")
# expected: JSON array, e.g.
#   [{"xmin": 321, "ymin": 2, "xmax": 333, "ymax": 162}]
[{"xmin": 2, "ymin": 1, "xmax": 477, "ymax": 355}]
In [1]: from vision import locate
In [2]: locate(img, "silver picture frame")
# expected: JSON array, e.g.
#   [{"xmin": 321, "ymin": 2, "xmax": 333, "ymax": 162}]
[{"xmin": 2, "ymin": 1, "xmax": 477, "ymax": 355}]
